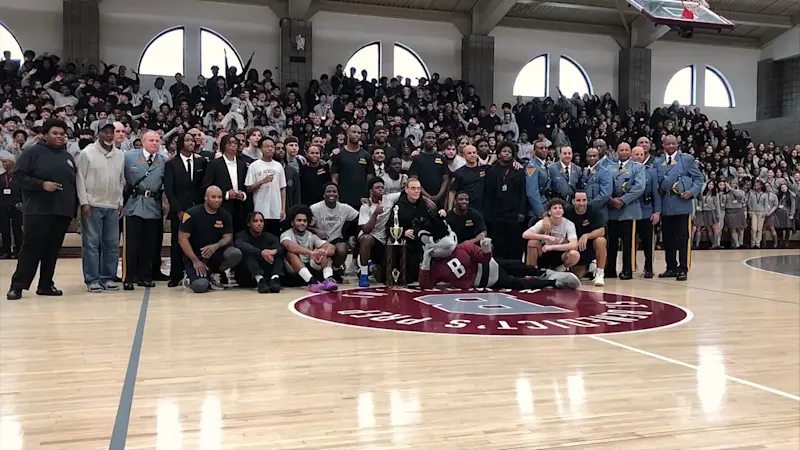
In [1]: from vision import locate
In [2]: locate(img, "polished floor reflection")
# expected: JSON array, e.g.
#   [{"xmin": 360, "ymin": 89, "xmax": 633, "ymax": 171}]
[
  {"xmin": 0, "ymin": 250, "xmax": 798, "ymax": 449},
  {"xmin": 745, "ymin": 254, "xmax": 800, "ymax": 277}
]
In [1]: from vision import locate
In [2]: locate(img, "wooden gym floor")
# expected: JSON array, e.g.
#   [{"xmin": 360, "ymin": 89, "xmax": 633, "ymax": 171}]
[{"xmin": 0, "ymin": 250, "xmax": 798, "ymax": 450}]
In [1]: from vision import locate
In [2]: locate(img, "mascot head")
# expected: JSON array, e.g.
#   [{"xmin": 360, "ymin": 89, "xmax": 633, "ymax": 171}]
[{"xmin": 413, "ymin": 211, "xmax": 457, "ymax": 259}]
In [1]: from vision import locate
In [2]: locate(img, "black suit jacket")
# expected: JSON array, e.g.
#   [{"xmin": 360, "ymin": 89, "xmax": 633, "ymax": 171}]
[
  {"xmin": 202, "ymin": 155, "xmax": 253, "ymax": 217},
  {"xmin": 164, "ymin": 154, "xmax": 207, "ymax": 217}
]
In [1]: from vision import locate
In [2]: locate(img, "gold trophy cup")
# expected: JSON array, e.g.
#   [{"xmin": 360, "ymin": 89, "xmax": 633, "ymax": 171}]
[{"xmin": 389, "ymin": 205, "xmax": 403, "ymax": 245}]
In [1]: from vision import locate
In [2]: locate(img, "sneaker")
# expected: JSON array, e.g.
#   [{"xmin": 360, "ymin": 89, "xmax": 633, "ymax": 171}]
[
  {"xmin": 257, "ymin": 278, "xmax": 270, "ymax": 294},
  {"xmin": 593, "ymin": 271, "xmax": 605, "ymax": 287},
  {"xmin": 322, "ymin": 277, "xmax": 338, "ymax": 291},
  {"xmin": 268, "ymin": 278, "xmax": 282, "ymax": 293},
  {"xmin": 182, "ymin": 277, "xmax": 191, "ymax": 289},
  {"xmin": 100, "ymin": 281, "xmax": 121, "ymax": 292},
  {"xmin": 546, "ymin": 270, "xmax": 581, "ymax": 289},
  {"xmin": 358, "ymin": 273, "xmax": 370, "ymax": 288},
  {"xmin": 308, "ymin": 278, "xmax": 326, "ymax": 292},
  {"xmin": 87, "ymin": 282, "xmax": 104, "ymax": 293},
  {"xmin": 209, "ymin": 274, "xmax": 225, "ymax": 291}
]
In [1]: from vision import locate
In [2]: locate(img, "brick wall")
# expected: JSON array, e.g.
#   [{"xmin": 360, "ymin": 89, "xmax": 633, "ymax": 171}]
[
  {"xmin": 618, "ymin": 48, "xmax": 651, "ymax": 113},
  {"xmin": 62, "ymin": 0, "xmax": 99, "ymax": 66},
  {"xmin": 279, "ymin": 18, "xmax": 313, "ymax": 91},
  {"xmin": 757, "ymin": 55, "xmax": 800, "ymax": 120}
]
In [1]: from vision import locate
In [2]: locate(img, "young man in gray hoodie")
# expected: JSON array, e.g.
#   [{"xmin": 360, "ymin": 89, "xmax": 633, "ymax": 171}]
[{"xmin": 75, "ymin": 120, "xmax": 126, "ymax": 292}]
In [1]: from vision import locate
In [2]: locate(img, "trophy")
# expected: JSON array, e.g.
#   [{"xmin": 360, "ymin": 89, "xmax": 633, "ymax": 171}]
[{"xmin": 389, "ymin": 205, "xmax": 403, "ymax": 245}]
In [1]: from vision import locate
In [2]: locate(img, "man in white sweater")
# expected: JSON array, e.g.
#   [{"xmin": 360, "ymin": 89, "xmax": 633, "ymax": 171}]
[{"xmin": 75, "ymin": 120, "xmax": 126, "ymax": 292}]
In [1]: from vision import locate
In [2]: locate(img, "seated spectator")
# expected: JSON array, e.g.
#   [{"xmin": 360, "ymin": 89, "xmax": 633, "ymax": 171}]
[
  {"xmin": 309, "ymin": 183, "xmax": 359, "ymax": 275},
  {"xmin": 234, "ymin": 211, "xmax": 283, "ymax": 293},
  {"xmin": 0, "ymin": 150, "xmax": 22, "ymax": 259},
  {"xmin": 563, "ymin": 191, "xmax": 607, "ymax": 286},
  {"xmin": 280, "ymin": 205, "xmax": 337, "ymax": 292},
  {"xmin": 446, "ymin": 191, "xmax": 486, "ymax": 244},
  {"xmin": 178, "ymin": 186, "xmax": 243, "ymax": 293},
  {"xmin": 357, "ymin": 177, "xmax": 402, "ymax": 287},
  {"xmin": 523, "ymin": 199, "xmax": 579, "ymax": 270}
]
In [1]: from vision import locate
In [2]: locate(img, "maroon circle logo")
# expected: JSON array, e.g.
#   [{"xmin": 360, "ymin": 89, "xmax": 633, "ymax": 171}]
[{"xmin": 290, "ymin": 287, "xmax": 692, "ymax": 336}]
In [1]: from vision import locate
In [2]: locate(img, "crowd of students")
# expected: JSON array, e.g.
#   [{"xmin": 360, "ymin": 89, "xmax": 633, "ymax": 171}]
[{"xmin": 0, "ymin": 49, "xmax": 797, "ymax": 299}]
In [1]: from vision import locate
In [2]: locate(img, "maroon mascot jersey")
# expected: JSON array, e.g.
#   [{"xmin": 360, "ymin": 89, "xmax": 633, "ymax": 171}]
[{"xmin": 419, "ymin": 241, "xmax": 492, "ymax": 289}]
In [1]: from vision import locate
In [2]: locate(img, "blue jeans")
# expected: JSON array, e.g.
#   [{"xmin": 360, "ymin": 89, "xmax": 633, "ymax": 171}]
[{"xmin": 81, "ymin": 207, "xmax": 120, "ymax": 284}]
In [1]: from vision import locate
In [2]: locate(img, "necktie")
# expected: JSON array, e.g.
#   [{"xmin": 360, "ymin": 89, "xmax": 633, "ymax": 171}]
[
  {"xmin": 667, "ymin": 155, "xmax": 672, "ymax": 165},
  {"xmin": 619, "ymin": 161, "xmax": 623, "ymax": 171},
  {"xmin": 187, "ymin": 157, "xmax": 193, "ymax": 181},
  {"xmin": 147, "ymin": 154, "xmax": 154, "ymax": 166}
]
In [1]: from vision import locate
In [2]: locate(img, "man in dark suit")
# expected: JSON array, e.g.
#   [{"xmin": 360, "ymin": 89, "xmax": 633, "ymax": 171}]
[
  {"xmin": 164, "ymin": 132, "xmax": 207, "ymax": 287},
  {"xmin": 202, "ymin": 135, "xmax": 251, "ymax": 233}
]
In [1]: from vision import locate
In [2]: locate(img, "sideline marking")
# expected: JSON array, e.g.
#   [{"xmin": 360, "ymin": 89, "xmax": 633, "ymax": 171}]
[
  {"xmin": 591, "ymin": 335, "xmax": 800, "ymax": 402},
  {"xmin": 109, "ymin": 288, "xmax": 151, "ymax": 450}
]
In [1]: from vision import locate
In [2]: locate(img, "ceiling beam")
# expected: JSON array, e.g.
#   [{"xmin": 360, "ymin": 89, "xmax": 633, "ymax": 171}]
[
  {"xmin": 287, "ymin": 0, "xmax": 313, "ymax": 19},
  {"xmin": 534, "ymin": 0, "xmax": 793, "ymax": 28},
  {"xmin": 471, "ymin": 0, "xmax": 517, "ymax": 35},
  {"xmin": 661, "ymin": 31, "xmax": 761, "ymax": 48},
  {"xmin": 499, "ymin": 16, "xmax": 628, "ymax": 41},
  {"xmin": 630, "ymin": 15, "xmax": 669, "ymax": 48}
]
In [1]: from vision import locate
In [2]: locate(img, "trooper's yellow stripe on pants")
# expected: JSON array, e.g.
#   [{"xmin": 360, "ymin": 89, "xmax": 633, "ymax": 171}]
[
  {"xmin": 687, "ymin": 216, "xmax": 693, "ymax": 271},
  {"xmin": 630, "ymin": 220, "xmax": 637, "ymax": 273},
  {"xmin": 121, "ymin": 217, "xmax": 127, "ymax": 281}
]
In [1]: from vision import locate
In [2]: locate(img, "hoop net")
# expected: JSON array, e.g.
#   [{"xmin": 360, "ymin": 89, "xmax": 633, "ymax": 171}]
[{"xmin": 680, "ymin": 0, "xmax": 710, "ymax": 19}]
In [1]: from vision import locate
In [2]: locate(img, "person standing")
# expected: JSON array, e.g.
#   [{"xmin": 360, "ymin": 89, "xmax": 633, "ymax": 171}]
[
  {"xmin": 408, "ymin": 131, "xmax": 448, "ymax": 207},
  {"xmin": 245, "ymin": 136, "xmax": 286, "ymax": 237},
  {"xmin": 75, "ymin": 121, "xmax": 125, "ymax": 292},
  {"xmin": 121, "ymin": 131, "xmax": 167, "ymax": 291},
  {"xmin": 299, "ymin": 144, "xmax": 330, "ymax": 206},
  {"xmin": 0, "ymin": 151, "xmax": 22, "ymax": 259},
  {"xmin": 164, "ymin": 132, "xmax": 207, "ymax": 287},
  {"xmin": 581, "ymin": 147, "xmax": 613, "ymax": 225},
  {"xmin": 654, "ymin": 135, "xmax": 704, "ymax": 281},
  {"xmin": 604, "ymin": 142, "xmax": 645, "ymax": 280},
  {"xmin": 202, "ymin": 135, "xmax": 251, "ymax": 233},
  {"xmin": 330, "ymin": 125, "xmax": 373, "ymax": 210},
  {"xmin": 7, "ymin": 119, "xmax": 77, "ymax": 300},
  {"xmin": 448, "ymin": 145, "xmax": 489, "ymax": 211},
  {"xmin": 524, "ymin": 140, "xmax": 551, "ymax": 231},
  {"xmin": 483, "ymin": 141, "xmax": 526, "ymax": 260},
  {"xmin": 547, "ymin": 146, "xmax": 581, "ymax": 202},
  {"xmin": 631, "ymin": 145, "xmax": 661, "ymax": 278},
  {"xmin": 636, "ymin": 136, "xmax": 655, "ymax": 167},
  {"xmin": 722, "ymin": 179, "xmax": 746, "ymax": 249}
]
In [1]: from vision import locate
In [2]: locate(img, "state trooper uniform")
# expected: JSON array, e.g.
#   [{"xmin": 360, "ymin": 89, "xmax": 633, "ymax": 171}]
[
  {"xmin": 605, "ymin": 158, "xmax": 645, "ymax": 279},
  {"xmin": 581, "ymin": 163, "xmax": 612, "ymax": 224},
  {"xmin": 122, "ymin": 149, "xmax": 167, "ymax": 289},
  {"xmin": 547, "ymin": 161, "xmax": 581, "ymax": 202},
  {"xmin": 654, "ymin": 151, "xmax": 704, "ymax": 280},
  {"xmin": 635, "ymin": 166, "xmax": 662, "ymax": 278},
  {"xmin": 524, "ymin": 155, "xmax": 550, "ymax": 220}
]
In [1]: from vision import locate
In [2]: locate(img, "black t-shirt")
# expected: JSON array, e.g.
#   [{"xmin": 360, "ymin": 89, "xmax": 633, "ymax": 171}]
[
  {"xmin": 330, "ymin": 148, "xmax": 372, "ymax": 209},
  {"xmin": 450, "ymin": 164, "xmax": 490, "ymax": 211},
  {"xmin": 446, "ymin": 208, "xmax": 486, "ymax": 243},
  {"xmin": 409, "ymin": 151, "xmax": 448, "ymax": 196},
  {"xmin": 179, "ymin": 204, "xmax": 234, "ymax": 254},
  {"xmin": 299, "ymin": 163, "xmax": 331, "ymax": 206},
  {"xmin": 564, "ymin": 205, "xmax": 605, "ymax": 238}
]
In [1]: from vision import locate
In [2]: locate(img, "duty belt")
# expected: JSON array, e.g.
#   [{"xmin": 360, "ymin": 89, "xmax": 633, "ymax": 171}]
[
  {"xmin": 642, "ymin": 194, "xmax": 652, "ymax": 204},
  {"xmin": 133, "ymin": 188, "xmax": 162, "ymax": 198}
]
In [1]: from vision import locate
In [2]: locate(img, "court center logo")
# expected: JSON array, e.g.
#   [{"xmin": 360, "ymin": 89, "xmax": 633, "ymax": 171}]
[{"xmin": 290, "ymin": 287, "xmax": 692, "ymax": 336}]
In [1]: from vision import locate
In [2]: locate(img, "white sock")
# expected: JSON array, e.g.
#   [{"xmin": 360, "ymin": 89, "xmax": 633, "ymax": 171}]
[
  {"xmin": 358, "ymin": 255, "xmax": 369, "ymax": 275},
  {"xmin": 298, "ymin": 267, "xmax": 313, "ymax": 282},
  {"xmin": 254, "ymin": 275, "xmax": 264, "ymax": 283},
  {"xmin": 322, "ymin": 266, "xmax": 334, "ymax": 279}
]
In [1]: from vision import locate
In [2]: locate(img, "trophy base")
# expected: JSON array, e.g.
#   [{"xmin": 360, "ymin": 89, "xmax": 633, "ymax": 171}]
[{"xmin": 385, "ymin": 243, "xmax": 407, "ymax": 287}]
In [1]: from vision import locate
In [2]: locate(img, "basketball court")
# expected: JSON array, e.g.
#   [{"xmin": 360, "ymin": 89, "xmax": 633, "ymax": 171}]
[{"xmin": 0, "ymin": 250, "xmax": 798, "ymax": 449}]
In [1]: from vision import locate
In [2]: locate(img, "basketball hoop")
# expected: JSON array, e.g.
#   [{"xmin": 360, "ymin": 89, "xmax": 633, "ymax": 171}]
[{"xmin": 681, "ymin": 0, "xmax": 709, "ymax": 20}]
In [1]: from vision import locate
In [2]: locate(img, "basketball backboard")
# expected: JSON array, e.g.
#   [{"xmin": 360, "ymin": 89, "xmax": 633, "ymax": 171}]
[{"xmin": 627, "ymin": 0, "xmax": 735, "ymax": 30}]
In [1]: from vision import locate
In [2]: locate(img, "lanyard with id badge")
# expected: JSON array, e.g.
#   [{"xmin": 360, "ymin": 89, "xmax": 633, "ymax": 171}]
[
  {"xmin": 2, "ymin": 174, "xmax": 10, "ymax": 196},
  {"xmin": 501, "ymin": 168, "xmax": 509, "ymax": 192}
]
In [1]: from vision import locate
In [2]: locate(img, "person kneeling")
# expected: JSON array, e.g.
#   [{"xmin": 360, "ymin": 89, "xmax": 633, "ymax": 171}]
[
  {"xmin": 523, "ymin": 199, "xmax": 580, "ymax": 271},
  {"xmin": 280, "ymin": 205, "xmax": 338, "ymax": 292},
  {"xmin": 234, "ymin": 211, "xmax": 283, "ymax": 293},
  {"xmin": 178, "ymin": 186, "xmax": 243, "ymax": 293}
]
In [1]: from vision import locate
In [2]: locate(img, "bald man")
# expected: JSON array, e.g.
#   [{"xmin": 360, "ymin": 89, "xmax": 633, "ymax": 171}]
[
  {"xmin": 604, "ymin": 142, "xmax": 646, "ymax": 280},
  {"xmin": 448, "ymin": 144, "xmax": 490, "ymax": 210},
  {"xmin": 121, "ymin": 130, "xmax": 167, "ymax": 291},
  {"xmin": 178, "ymin": 186, "xmax": 242, "ymax": 293},
  {"xmin": 636, "ymin": 136, "xmax": 654, "ymax": 167}
]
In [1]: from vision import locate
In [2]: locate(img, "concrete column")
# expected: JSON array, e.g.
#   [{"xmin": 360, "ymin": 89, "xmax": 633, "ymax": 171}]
[
  {"xmin": 461, "ymin": 34, "xmax": 494, "ymax": 106},
  {"xmin": 549, "ymin": 51, "xmax": 561, "ymax": 100},
  {"xmin": 279, "ymin": 18, "xmax": 312, "ymax": 89},
  {"xmin": 776, "ymin": 56, "xmax": 800, "ymax": 117},
  {"xmin": 382, "ymin": 41, "xmax": 394, "ymax": 82},
  {"xmin": 617, "ymin": 47, "xmax": 652, "ymax": 113},
  {"xmin": 757, "ymin": 58, "xmax": 778, "ymax": 120},
  {"xmin": 62, "ymin": 0, "xmax": 99, "ymax": 66}
]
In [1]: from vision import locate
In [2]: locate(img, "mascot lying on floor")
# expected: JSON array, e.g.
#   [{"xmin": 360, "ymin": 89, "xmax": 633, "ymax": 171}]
[{"xmin": 415, "ymin": 213, "xmax": 580, "ymax": 290}]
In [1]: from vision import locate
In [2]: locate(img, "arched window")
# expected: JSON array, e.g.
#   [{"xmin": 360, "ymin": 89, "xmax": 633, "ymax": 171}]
[
  {"xmin": 345, "ymin": 41, "xmax": 380, "ymax": 83},
  {"xmin": 394, "ymin": 43, "xmax": 429, "ymax": 86},
  {"xmin": 559, "ymin": 56, "xmax": 592, "ymax": 97},
  {"xmin": 513, "ymin": 55, "xmax": 548, "ymax": 98},
  {"xmin": 200, "ymin": 28, "xmax": 243, "ymax": 79},
  {"xmin": 663, "ymin": 65, "xmax": 695, "ymax": 106},
  {"xmin": 138, "ymin": 26, "xmax": 185, "ymax": 77},
  {"xmin": 0, "ymin": 22, "xmax": 24, "ymax": 61},
  {"xmin": 704, "ymin": 66, "xmax": 735, "ymax": 108}
]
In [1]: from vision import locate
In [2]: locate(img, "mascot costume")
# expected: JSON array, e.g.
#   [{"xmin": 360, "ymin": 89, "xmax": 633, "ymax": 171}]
[{"xmin": 414, "ymin": 213, "xmax": 580, "ymax": 290}]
